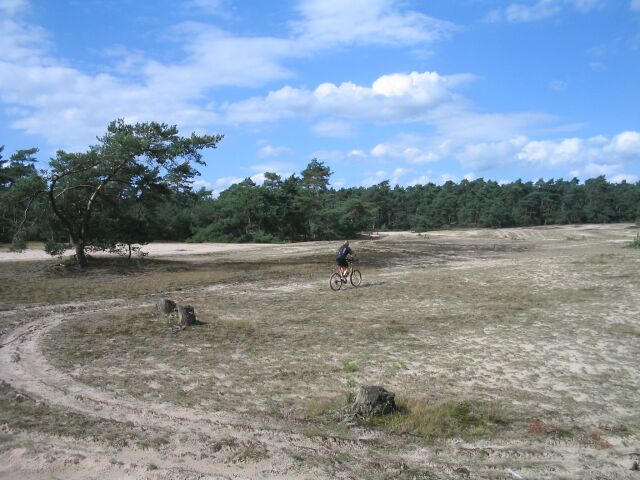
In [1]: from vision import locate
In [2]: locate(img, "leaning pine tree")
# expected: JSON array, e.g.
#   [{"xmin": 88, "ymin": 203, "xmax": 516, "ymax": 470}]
[{"xmin": 45, "ymin": 119, "xmax": 223, "ymax": 267}]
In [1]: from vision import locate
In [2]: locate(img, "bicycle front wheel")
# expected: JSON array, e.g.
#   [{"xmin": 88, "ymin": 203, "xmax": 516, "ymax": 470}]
[
  {"xmin": 330, "ymin": 273, "xmax": 343, "ymax": 291},
  {"xmin": 350, "ymin": 269, "xmax": 362, "ymax": 287}
]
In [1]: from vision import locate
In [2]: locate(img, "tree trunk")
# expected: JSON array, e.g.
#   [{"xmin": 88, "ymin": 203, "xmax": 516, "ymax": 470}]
[{"xmin": 74, "ymin": 241, "xmax": 88, "ymax": 267}]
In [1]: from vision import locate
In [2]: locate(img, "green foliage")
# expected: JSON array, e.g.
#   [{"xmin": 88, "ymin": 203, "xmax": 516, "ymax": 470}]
[
  {"xmin": 44, "ymin": 239, "xmax": 67, "ymax": 257},
  {"xmin": 6, "ymin": 134, "xmax": 640, "ymax": 247},
  {"xmin": 9, "ymin": 232, "xmax": 27, "ymax": 252},
  {"xmin": 630, "ymin": 233, "xmax": 640, "ymax": 248},
  {"xmin": 0, "ymin": 146, "xmax": 47, "ymax": 244},
  {"xmin": 42, "ymin": 119, "xmax": 223, "ymax": 265},
  {"xmin": 371, "ymin": 400, "xmax": 506, "ymax": 441},
  {"xmin": 342, "ymin": 361, "xmax": 359, "ymax": 373}
]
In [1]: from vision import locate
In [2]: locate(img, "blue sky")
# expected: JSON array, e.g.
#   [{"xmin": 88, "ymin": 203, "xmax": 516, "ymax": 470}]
[{"xmin": 1, "ymin": 0, "xmax": 639, "ymax": 192}]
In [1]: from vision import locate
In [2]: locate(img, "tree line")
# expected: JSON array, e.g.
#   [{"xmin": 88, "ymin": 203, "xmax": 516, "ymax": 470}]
[{"xmin": 1, "ymin": 120, "xmax": 639, "ymax": 266}]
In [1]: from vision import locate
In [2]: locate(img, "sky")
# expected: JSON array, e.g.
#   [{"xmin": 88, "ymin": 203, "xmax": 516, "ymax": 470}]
[{"xmin": 1, "ymin": 0, "xmax": 639, "ymax": 193}]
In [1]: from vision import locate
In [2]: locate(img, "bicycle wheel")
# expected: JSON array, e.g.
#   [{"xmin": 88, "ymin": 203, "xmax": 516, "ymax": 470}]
[
  {"xmin": 330, "ymin": 273, "xmax": 343, "ymax": 291},
  {"xmin": 350, "ymin": 269, "xmax": 362, "ymax": 287}
]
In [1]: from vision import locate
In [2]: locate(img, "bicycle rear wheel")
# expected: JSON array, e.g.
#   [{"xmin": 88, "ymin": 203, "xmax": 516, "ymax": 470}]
[
  {"xmin": 330, "ymin": 273, "xmax": 343, "ymax": 291},
  {"xmin": 350, "ymin": 269, "xmax": 362, "ymax": 287}
]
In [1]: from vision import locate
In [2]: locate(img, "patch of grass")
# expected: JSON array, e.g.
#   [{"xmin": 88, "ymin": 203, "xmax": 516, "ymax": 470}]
[
  {"xmin": 629, "ymin": 233, "xmax": 640, "ymax": 248},
  {"xmin": 336, "ymin": 451, "xmax": 352, "ymax": 463},
  {"xmin": 299, "ymin": 395, "xmax": 345, "ymax": 420},
  {"xmin": 343, "ymin": 361, "xmax": 359, "ymax": 373},
  {"xmin": 392, "ymin": 360, "xmax": 407, "ymax": 370},
  {"xmin": 0, "ymin": 381, "xmax": 171, "ymax": 450},
  {"xmin": 369, "ymin": 399, "xmax": 507, "ymax": 442}
]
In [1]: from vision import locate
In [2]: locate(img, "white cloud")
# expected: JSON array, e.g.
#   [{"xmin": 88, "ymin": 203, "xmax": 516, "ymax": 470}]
[
  {"xmin": 457, "ymin": 137, "xmax": 528, "ymax": 169},
  {"xmin": 570, "ymin": 162, "xmax": 621, "ymax": 179},
  {"xmin": 0, "ymin": 0, "xmax": 27, "ymax": 15},
  {"xmin": 405, "ymin": 172, "xmax": 459, "ymax": 186},
  {"xmin": 434, "ymin": 110, "xmax": 555, "ymax": 143},
  {"xmin": 570, "ymin": 0, "xmax": 606, "ymax": 13},
  {"xmin": 370, "ymin": 138, "xmax": 440, "ymax": 164},
  {"xmin": 362, "ymin": 167, "xmax": 413, "ymax": 187},
  {"xmin": 292, "ymin": 0, "xmax": 455, "ymax": 47},
  {"xmin": 610, "ymin": 173, "xmax": 639, "ymax": 183},
  {"xmin": 0, "ymin": 0, "xmax": 457, "ymax": 148},
  {"xmin": 348, "ymin": 149, "xmax": 366, "ymax": 158},
  {"xmin": 390, "ymin": 167, "xmax": 412, "ymax": 185},
  {"xmin": 185, "ymin": 0, "xmax": 232, "ymax": 17},
  {"xmin": 362, "ymin": 170, "xmax": 389, "ymax": 186},
  {"xmin": 257, "ymin": 144, "xmax": 292, "ymax": 158},
  {"xmin": 214, "ymin": 176, "xmax": 244, "ymax": 188},
  {"xmin": 506, "ymin": 1, "xmax": 562, "ymax": 22},
  {"xmin": 603, "ymin": 131, "xmax": 640, "ymax": 157},
  {"xmin": 458, "ymin": 132, "xmax": 640, "ymax": 170},
  {"xmin": 224, "ymin": 71, "xmax": 475, "ymax": 124},
  {"xmin": 632, "ymin": 0, "xmax": 640, "ymax": 11},
  {"xmin": 192, "ymin": 179, "xmax": 214, "ymax": 189},
  {"xmin": 488, "ymin": 0, "xmax": 606, "ymax": 23}
]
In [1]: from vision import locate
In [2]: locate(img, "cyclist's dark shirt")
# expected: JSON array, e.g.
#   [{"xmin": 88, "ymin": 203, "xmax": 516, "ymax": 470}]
[{"xmin": 336, "ymin": 245, "xmax": 352, "ymax": 260}]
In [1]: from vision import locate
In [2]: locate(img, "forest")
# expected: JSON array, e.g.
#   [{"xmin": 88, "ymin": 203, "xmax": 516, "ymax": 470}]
[{"xmin": 2, "ymin": 120, "xmax": 639, "ymax": 264}]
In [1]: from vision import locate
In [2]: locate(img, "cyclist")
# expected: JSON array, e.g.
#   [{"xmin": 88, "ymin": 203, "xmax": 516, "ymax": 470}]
[{"xmin": 335, "ymin": 240, "xmax": 355, "ymax": 280}]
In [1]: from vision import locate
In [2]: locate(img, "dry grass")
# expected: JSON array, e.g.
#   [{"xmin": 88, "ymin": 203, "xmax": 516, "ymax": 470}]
[
  {"xmin": 0, "ymin": 381, "xmax": 170, "ymax": 449},
  {"xmin": 369, "ymin": 399, "xmax": 507, "ymax": 442}
]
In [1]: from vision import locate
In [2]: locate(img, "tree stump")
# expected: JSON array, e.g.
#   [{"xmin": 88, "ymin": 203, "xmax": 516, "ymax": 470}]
[
  {"xmin": 156, "ymin": 298, "xmax": 176, "ymax": 315},
  {"xmin": 352, "ymin": 386, "xmax": 397, "ymax": 416},
  {"xmin": 176, "ymin": 305, "xmax": 197, "ymax": 327}
]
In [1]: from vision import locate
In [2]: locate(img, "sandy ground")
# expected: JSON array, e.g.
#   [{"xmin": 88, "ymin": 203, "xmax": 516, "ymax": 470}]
[
  {"xmin": 0, "ymin": 224, "xmax": 639, "ymax": 479},
  {"xmin": 0, "ymin": 242, "xmax": 282, "ymax": 262}
]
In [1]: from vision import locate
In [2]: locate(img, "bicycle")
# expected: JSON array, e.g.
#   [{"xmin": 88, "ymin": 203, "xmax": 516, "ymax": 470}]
[{"xmin": 330, "ymin": 257, "xmax": 362, "ymax": 291}]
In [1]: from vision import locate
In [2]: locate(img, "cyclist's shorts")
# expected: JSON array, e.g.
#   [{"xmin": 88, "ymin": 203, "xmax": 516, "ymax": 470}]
[{"xmin": 336, "ymin": 257, "xmax": 348, "ymax": 267}]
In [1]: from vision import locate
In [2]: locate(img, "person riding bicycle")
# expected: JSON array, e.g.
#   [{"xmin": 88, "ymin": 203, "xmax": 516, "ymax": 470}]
[{"xmin": 335, "ymin": 240, "xmax": 355, "ymax": 280}]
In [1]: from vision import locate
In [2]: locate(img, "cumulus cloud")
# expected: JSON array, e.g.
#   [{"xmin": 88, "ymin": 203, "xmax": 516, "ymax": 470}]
[
  {"xmin": 458, "ymin": 132, "xmax": 640, "ymax": 171},
  {"xmin": 603, "ymin": 131, "xmax": 640, "ymax": 157},
  {"xmin": 224, "ymin": 71, "xmax": 475, "ymax": 124},
  {"xmin": 324, "ymin": 129, "xmax": 639, "ymax": 185},
  {"xmin": 370, "ymin": 138, "xmax": 440, "ymax": 164}
]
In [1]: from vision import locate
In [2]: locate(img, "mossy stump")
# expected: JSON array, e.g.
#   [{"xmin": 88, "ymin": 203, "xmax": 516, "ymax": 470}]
[
  {"xmin": 176, "ymin": 305, "xmax": 197, "ymax": 327},
  {"xmin": 156, "ymin": 298, "xmax": 176, "ymax": 315},
  {"xmin": 352, "ymin": 386, "xmax": 397, "ymax": 417}
]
